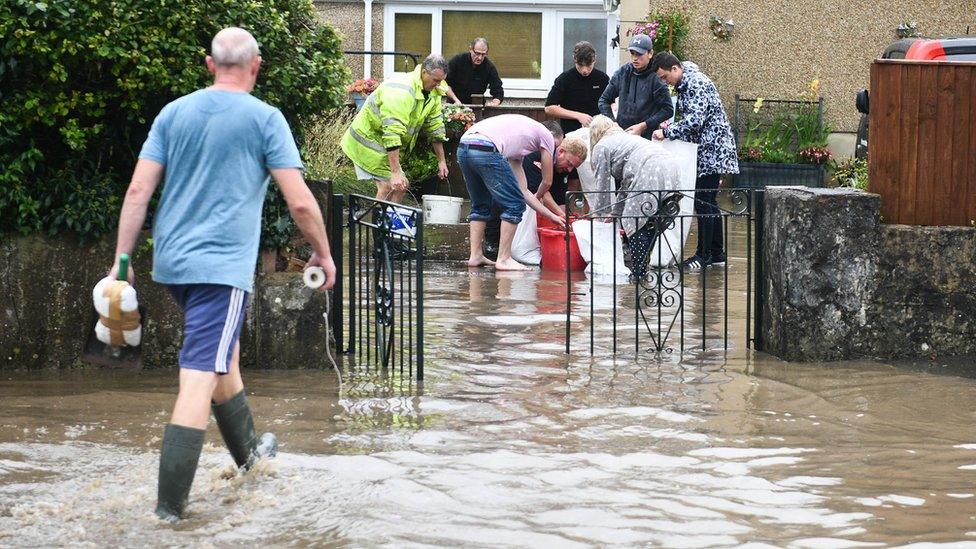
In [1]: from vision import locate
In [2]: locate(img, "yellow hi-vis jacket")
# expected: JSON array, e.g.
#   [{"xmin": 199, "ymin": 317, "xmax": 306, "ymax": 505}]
[{"xmin": 341, "ymin": 66, "xmax": 448, "ymax": 178}]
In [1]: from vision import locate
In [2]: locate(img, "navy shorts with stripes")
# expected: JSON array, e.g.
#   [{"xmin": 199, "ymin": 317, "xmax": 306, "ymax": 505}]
[{"xmin": 166, "ymin": 284, "xmax": 249, "ymax": 375}]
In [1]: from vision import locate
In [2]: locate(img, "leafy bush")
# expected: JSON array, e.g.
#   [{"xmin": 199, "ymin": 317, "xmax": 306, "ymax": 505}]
[
  {"xmin": 831, "ymin": 157, "xmax": 868, "ymax": 190},
  {"xmin": 737, "ymin": 80, "xmax": 831, "ymax": 165},
  {"xmin": 629, "ymin": 6, "xmax": 691, "ymax": 60},
  {"xmin": 0, "ymin": 0, "xmax": 349, "ymax": 247},
  {"xmin": 304, "ymin": 109, "xmax": 357, "ymax": 183}
]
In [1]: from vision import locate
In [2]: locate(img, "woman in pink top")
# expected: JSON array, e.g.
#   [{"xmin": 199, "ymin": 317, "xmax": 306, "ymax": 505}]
[{"xmin": 458, "ymin": 114, "xmax": 586, "ymax": 271}]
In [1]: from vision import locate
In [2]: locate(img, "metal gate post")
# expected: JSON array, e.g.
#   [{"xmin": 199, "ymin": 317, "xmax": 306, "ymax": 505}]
[
  {"xmin": 753, "ymin": 190, "xmax": 766, "ymax": 351},
  {"xmin": 330, "ymin": 193, "xmax": 345, "ymax": 353}
]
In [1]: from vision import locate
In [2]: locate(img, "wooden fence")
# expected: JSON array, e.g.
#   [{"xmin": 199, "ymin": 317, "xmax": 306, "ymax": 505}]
[{"xmin": 869, "ymin": 59, "xmax": 976, "ymax": 226}]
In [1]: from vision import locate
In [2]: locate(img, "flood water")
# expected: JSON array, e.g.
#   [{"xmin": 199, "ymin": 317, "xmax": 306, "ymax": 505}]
[{"xmin": 2, "ymin": 221, "xmax": 976, "ymax": 547}]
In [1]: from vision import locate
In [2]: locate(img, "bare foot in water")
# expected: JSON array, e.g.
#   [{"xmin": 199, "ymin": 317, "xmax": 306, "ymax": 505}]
[
  {"xmin": 494, "ymin": 258, "xmax": 533, "ymax": 271},
  {"xmin": 467, "ymin": 255, "xmax": 496, "ymax": 267}
]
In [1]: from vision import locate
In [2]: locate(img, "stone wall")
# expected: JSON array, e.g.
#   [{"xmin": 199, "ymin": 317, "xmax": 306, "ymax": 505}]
[
  {"xmin": 761, "ymin": 187, "xmax": 976, "ymax": 361},
  {"xmin": 0, "ymin": 234, "xmax": 334, "ymax": 370}
]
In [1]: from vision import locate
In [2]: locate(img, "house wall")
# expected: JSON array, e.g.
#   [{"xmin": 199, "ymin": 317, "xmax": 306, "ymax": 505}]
[
  {"xmin": 316, "ymin": 0, "xmax": 973, "ymax": 132},
  {"xmin": 619, "ymin": 0, "xmax": 976, "ymax": 132},
  {"xmin": 314, "ymin": 1, "xmax": 385, "ymax": 81}
]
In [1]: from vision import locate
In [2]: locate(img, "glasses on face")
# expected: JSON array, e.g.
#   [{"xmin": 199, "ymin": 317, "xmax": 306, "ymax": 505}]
[{"xmin": 471, "ymin": 50, "xmax": 488, "ymax": 58}]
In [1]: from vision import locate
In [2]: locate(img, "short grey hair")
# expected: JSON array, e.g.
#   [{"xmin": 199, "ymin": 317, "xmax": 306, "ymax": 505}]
[
  {"xmin": 211, "ymin": 27, "xmax": 260, "ymax": 67},
  {"xmin": 422, "ymin": 54, "xmax": 448, "ymax": 75},
  {"xmin": 470, "ymin": 37, "xmax": 489, "ymax": 50},
  {"xmin": 542, "ymin": 120, "xmax": 564, "ymax": 140}
]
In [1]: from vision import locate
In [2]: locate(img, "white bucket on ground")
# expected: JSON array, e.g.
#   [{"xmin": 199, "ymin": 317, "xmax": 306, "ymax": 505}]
[{"xmin": 423, "ymin": 195, "xmax": 464, "ymax": 224}]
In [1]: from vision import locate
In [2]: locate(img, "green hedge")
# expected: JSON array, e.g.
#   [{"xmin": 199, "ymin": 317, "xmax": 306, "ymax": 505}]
[{"xmin": 0, "ymin": 0, "xmax": 348, "ymax": 247}]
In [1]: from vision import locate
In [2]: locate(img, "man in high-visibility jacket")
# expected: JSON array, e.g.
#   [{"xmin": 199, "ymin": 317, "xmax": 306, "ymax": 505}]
[{"xmin": 341, "ymin": 54, "xmax": 450, "ymax": 203}]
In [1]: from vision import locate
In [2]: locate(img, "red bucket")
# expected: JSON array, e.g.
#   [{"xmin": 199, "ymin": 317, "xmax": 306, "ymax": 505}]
[
  {"xmin": 537, "ymin": 227, "xmax": 586, "ymax": 271},
  {"xmin": 536, "ymin": 211, "xmax": 581, "ymax": 229}
]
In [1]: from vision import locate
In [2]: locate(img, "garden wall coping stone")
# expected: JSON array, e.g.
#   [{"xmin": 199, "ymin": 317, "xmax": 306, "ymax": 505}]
[{"xmin": 761, "ymin": 187, "xmax": 976, "ymax": 361}]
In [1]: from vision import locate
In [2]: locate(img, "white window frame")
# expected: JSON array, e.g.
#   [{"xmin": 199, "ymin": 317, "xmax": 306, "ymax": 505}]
[
  {"xmin": 555, "ymin": 11, "xmax": 617, "ymax": 75},
  {"xmin": 383, "ymin": 2, "xmax": 618, "ymax": 99}
]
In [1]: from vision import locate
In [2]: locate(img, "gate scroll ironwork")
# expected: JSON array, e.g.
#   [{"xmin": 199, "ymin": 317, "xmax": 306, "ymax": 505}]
[
  {"xmin": 329, "ymin": 194, "xmax": 424, "ymax": 380},
  {"xmin": 563, "ymin": 187, "xmax": 764, "ymax": 357}
]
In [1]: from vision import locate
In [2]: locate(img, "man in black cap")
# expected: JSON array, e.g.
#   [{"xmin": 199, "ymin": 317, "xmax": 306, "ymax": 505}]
[{"xmin": 598, "ymin": 34, "xmax": 673, "ymax": 140}]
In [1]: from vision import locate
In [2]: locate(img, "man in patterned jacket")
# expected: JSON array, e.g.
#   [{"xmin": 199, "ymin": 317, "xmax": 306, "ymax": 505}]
[{"xmin": 651, "ymin": 52, "xmax": 739, "ymax": 270}]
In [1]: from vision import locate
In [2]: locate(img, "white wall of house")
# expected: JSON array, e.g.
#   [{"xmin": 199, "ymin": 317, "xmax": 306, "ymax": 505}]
[{"xmin": 381, "ymin": 0, "xmax": 619, "ymax": 100}]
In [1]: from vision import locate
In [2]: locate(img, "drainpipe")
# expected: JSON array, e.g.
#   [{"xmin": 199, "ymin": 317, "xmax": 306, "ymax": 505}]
[{"xmin": 363, "ymin": 0, "xmax": 372, "ymax": 79}]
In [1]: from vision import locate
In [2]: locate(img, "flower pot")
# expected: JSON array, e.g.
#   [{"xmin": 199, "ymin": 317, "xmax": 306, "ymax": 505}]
[{"xmin": 351, "ymin": 93, "xmax": 366, "ymax": 111}]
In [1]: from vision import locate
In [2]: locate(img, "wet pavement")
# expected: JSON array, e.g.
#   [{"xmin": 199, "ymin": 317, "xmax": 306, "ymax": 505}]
[{"xmin": 2, "ymin": 225, "xmax": 976, "ymax": 547}]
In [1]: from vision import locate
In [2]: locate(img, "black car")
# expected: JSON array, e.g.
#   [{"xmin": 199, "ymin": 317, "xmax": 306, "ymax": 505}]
[{"xmin": 855, "ymin": 36, "xmax": 976, "ymax": 159}]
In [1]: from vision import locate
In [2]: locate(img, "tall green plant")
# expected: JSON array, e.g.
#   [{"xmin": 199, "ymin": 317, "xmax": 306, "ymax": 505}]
[{"xmin": 0, "ymin": 0, "xmax": 349, "ymax": 246}]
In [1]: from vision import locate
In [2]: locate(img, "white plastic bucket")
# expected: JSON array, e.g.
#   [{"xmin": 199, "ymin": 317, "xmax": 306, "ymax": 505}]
[{"xmin": 422, "ymin": 195, "xmax": 464, "ymax": 224}]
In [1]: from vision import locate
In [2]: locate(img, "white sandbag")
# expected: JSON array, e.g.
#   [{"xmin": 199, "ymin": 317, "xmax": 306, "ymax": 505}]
[
  {"xmin": 648, "ymin": 140, "xmax": 698, "ymax": 267},
  {"xmin": 92, "ymin": 276, "xmax": 142, "ymax": 347},
  {"xmin": 511, "ymin": 205, "xmax": 541, "ymax": 265},
  {"xmin": 567, "ymin": 128, "xmax": 597, "ymax": 195},
  {"xmin": 572, "ymin": 219, "xmax": 630, "ymax": 277}
]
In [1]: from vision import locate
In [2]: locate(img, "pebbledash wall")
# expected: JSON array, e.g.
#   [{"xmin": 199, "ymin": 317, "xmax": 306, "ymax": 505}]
[
  {"xmin": 760, "ymin": 187, "xmax": 976, "ymax": 362},
  {"xmin": 0, "ymin": 235, "xmax": 333, "ymax": 371},
  {"xmin": 314, "ymin": 0, "xmax": 975, "ymax": 133}
]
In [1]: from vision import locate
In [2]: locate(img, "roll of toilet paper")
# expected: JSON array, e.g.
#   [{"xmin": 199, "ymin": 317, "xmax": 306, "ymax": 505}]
[{"xmin": 303, "ymin": 266, "xmax": 326, "ymax": 289}]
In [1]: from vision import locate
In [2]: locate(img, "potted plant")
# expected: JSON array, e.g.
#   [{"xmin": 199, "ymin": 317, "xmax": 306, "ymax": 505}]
[
  {"xmin": 346, "ymin": 78, "xmax": 379, "ymax": 111},
  {"xmin": 442, "ymin": 103, "xmax": 476, "ymax": 140},
  {"xmin": 733, "ymin": 79, "xmax": 831, "ymax": 188}
]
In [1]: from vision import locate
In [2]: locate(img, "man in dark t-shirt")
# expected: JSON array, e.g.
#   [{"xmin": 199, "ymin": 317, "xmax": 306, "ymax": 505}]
[
  {"xmin": 446, "ymin": 37, "xmax": 504, "ymax": 105},
  {"xmin": 544, "ymin": 41, "xmax": 610, "ymax": 134},
  {"xmin": 523, "ymin": 150, "xmax": 572, "ymax": 208}
]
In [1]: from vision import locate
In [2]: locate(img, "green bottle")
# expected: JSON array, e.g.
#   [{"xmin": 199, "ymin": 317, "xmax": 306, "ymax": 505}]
[{"xmin": 118, "ymin": 253, "xmax": 129, "ymax": 281}]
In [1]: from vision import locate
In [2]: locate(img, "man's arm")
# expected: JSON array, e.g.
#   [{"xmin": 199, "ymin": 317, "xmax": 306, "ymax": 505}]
[
  {"xmin": 534, "ymin": 148, "xmax": 554, "ymax": 199},
  {"xmin": 598, "ymin": 72, "xmax": 619, "ymax": 119},
  {"xmin": 270, "ymin": 167, "xmax": 336, "ymax": 290},
  {"xmin": 445, "ymin": 86, "xmax": 463, "ymax": 105},
  {"xmin": 510, "ymin": 157, "xmax": 564, "ymax": 227},
  {"xmin": 545, "ymin": 105, "xmax": 593, "ymax": 128},
  {"xmin": 386, "ymin": 149, "xmax": 407, "ymax": 192},
  {"xmin": 110, "ymin": 159, "xmax": 164, "ymax": 281},
  {"xmin": 644, "ymin": 79, "xmax": 675, "ymax": 132},
  {"xmin": 661, "ymin": 80, "xmax": 708, "ymax": 142},
  {"xmin": 377, "ymin": 88, "xmax": 412, "ymax": 191},
  {"xmin": 488, "ymin": 63, "xmax": 504, "ymax": 106},
  {"xmin": 431, "ymin": 141, "xmax": 449, "ymax": 179}
]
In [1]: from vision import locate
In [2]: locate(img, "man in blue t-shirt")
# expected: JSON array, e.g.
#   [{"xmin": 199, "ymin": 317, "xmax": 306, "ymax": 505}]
[{"xmin": 108, "ymin": 27, "xmax": 335, "ymax": 521}]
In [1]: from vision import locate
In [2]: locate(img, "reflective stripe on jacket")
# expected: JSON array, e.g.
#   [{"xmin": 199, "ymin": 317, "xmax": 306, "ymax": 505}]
[{"xmin": 341, "ymin": 66, "xmax": 447, "ymax": 178}]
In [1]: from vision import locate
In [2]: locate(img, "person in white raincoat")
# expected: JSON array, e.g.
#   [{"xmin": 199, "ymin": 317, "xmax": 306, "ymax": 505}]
[{"xmin": 586, "ymin": 115, "xmax": 682, "ymax": 279}]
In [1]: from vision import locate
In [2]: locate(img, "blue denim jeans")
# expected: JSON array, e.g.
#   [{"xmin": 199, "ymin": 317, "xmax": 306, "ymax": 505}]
[{"xmin": 457, "ymin": 145, "xmax": 525, "ymax": 225}]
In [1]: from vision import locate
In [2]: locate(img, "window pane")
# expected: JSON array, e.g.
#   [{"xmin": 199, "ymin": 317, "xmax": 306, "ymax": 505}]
[
  {"xmin": 442, "ymin": 11, "xmax": 542, "ymax": 79},
  {"xmin": 394, "ymin": 13, "xmax": 431, "ymax": 72},
  {"xmin": 563, "ymin": 18, "xmax": 608, "ymax": 71}
]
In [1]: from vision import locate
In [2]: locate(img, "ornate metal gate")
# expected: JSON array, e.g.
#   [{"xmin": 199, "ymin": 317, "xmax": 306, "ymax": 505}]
[
  {"xmin": 562, "ymin": 188, "xmax": 765, "ymax": 357},
  {"xmin": 330, "ymin": 194, "xmax": 424, "ymax": 380}
]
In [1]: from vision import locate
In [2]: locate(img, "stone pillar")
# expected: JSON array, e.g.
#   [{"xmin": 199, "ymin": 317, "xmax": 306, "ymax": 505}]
[
  {"xmin": 761, "ymin": 187, "xmax": 881, "ymax": 361},
  {"xmin": 243, "ymin": 273, "xmax": 334, "ymax": 370}
]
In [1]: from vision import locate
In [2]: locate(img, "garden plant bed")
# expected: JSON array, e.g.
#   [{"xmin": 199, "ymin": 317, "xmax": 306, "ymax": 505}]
[{"xmin": 734, "ymin": 161, "xmax": 825, "ymax": 189}]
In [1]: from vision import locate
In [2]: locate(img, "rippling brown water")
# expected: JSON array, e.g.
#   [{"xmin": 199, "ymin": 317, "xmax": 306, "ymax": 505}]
[{"xmin": 2, "ymin": 231, "xmax": 976, "ymax": 546}]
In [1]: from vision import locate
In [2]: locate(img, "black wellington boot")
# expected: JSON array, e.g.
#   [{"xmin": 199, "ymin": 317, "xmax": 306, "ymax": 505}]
[
  {"xmin": 212, "ymin": 390, "xmax": 277, "ymax": 471},
  {"xmin": 156, "ymin": 423, "xmax": 206, "ymax": 522}
]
